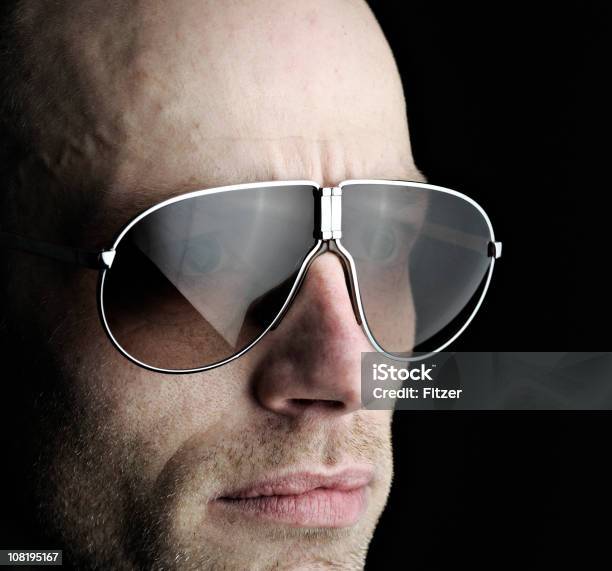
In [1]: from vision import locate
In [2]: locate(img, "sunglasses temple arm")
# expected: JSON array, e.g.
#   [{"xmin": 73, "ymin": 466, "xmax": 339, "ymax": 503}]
[{"xmin": 0, "ymin": 231, "xmax": 114, "ymax": 270}]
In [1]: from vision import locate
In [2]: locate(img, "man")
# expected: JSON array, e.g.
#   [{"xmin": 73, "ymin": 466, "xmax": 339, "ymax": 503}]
[{"xmin": 0, "ymin": 0, "xmax": 424, "ymax": 568}]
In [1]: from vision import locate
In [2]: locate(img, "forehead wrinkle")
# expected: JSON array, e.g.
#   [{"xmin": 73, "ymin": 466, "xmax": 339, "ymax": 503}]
[
  {"xmin": 14, "ymin": 0, "xmax": 419, "ymax": 246},
  {"xmin": 107, "ymin": 127, "xmax": 415, "ymax": 204},
  {"xmin": 105, "ymin": 0, "xmax": 411, "ymax": 184},
  {"xmin": 19, "ymin": 0, "xmax": 411, "ymax": 174}
]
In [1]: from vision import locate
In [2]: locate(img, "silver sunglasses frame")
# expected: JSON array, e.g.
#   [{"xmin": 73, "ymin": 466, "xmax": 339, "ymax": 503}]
[
  {"xmin": 95, "ymin": 179, "xmax": 501, "ymax": 374},
  {"xmin": 0, "ymin": 179, "xmax": 501, "ymax": 374}
]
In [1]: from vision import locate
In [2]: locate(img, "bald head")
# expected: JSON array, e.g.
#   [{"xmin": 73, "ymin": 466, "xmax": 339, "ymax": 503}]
[
  {"xmin": 0, "ymin": 2, "xmax": 421, "ymax": 569},
  {"xmin": 3, "ymin": 0, "xmax": 420, "ymax": 237}
]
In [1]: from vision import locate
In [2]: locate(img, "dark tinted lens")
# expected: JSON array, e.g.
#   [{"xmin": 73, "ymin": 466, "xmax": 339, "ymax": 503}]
[
  {"xmin": 100, "ymin": 184, "xmax": 316, "ymax": 371},
  {"xmin": 342, "ymin": 183, "xmax": 492, "ymax": 354}
]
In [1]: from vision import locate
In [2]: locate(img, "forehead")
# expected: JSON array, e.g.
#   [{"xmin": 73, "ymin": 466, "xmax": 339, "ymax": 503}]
[
  {"xmin": 109, "ymin": 2, "xmax": 414, "ymax": 183},
  {"xmin": 19, "ymin": 0, "xmax": 419, "ymax": 241}
]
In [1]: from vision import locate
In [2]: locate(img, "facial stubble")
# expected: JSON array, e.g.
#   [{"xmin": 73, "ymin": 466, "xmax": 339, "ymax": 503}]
[{"xmin": 32, "ymin": 367, "xmax": 393, "ymax": 570}]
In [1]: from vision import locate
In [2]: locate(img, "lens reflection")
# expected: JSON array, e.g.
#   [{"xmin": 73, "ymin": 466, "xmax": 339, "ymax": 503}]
[
  {"xmin": 341, "ymin": 183, "xmax": 492, "ymax": 355},
  {"xmin": 101, "ymin": 185, "xmax": 317, "ymax": 371}
]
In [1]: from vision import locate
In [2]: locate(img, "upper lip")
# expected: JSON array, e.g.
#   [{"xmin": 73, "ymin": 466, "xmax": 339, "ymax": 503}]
[{"xmin": 216, "ymin": 467, "xmax": 374, "ymax": 499}]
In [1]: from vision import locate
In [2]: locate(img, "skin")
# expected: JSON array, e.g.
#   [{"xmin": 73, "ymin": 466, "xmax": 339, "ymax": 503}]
[{"xmin": 0, "ymin": 1, "xmax": 425, "ymax": 569}]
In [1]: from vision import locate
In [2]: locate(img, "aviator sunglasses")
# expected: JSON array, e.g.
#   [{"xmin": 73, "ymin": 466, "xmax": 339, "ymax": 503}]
[{"xmin": 0, "ymin": 179, "xmax": 502, "ymax": 373}]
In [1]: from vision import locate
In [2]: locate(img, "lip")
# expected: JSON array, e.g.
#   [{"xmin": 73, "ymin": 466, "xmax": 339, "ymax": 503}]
[{"xmin": 211, "ymin": 467, "xmax": 373, "ymax": 528}]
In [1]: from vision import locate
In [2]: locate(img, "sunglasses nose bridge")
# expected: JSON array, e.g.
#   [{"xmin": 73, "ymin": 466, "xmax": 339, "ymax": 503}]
[
  {"xmin": 269, "ymin": 239, "xmax": 363, "ymax": 332},
  {"xmin": 314, "ymin": 186, "xmax": 343, "ymax": 241},
  {"xmin": 326, "ymin": 240, "xmax": 363, "ymax": 326}
]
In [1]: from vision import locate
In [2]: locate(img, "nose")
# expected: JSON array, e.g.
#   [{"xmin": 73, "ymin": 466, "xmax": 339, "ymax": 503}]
[{"xmin": 251, "ymin": 251, "xmax": 371, "ymax": 418}]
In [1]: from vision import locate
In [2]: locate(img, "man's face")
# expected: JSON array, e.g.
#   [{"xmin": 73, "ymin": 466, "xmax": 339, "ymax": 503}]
[{"xmin": 4, "ymin": 1, "xmax": 423, "ymax": 568}]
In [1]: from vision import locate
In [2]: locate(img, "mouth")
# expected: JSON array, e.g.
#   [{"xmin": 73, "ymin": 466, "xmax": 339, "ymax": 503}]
[{"xmin": 211, "ymin": 467, "xmax": 374, "ymax": 528}]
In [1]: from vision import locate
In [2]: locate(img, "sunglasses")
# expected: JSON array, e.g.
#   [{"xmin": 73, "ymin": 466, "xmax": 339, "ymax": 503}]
[{"xmin": 0, "ymin": 179, "xmax": 502, "ymax": 373}]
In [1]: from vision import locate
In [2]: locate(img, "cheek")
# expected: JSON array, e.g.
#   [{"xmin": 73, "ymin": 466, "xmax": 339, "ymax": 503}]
[
  {"xmin": 359, "ymin": 410, "xmax": 394, "ymax": 500},
  {"xmin": 56, "ymin": 345, "xmax": 252, "ymax": 479},
  {"xmin": 40, "ymin": 270, "xmax": 252, "ymax": 476},
  {"xmin": 366, "ymin": 409, "xmax": 394, "ymax": 436}
]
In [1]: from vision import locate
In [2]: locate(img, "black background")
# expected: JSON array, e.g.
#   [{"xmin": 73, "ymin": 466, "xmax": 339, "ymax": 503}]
[
  {"xmin": 0, "ymin": 3, "xmax": 609, "ymax": 568},
  {"xmin": 365, "ymin": 2, "xmax": 610, "ymax": 569}
]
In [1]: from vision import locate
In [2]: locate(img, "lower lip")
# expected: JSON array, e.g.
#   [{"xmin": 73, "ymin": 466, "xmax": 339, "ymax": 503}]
[{"xmin": 213, "ymin": 487, "xmax": 368, "ymax": 527}]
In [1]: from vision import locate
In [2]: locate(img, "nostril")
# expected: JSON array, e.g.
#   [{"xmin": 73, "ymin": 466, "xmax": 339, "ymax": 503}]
[{"xmin": 290, "ymin": 399, "xmax": 345, "ymax": 411}]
